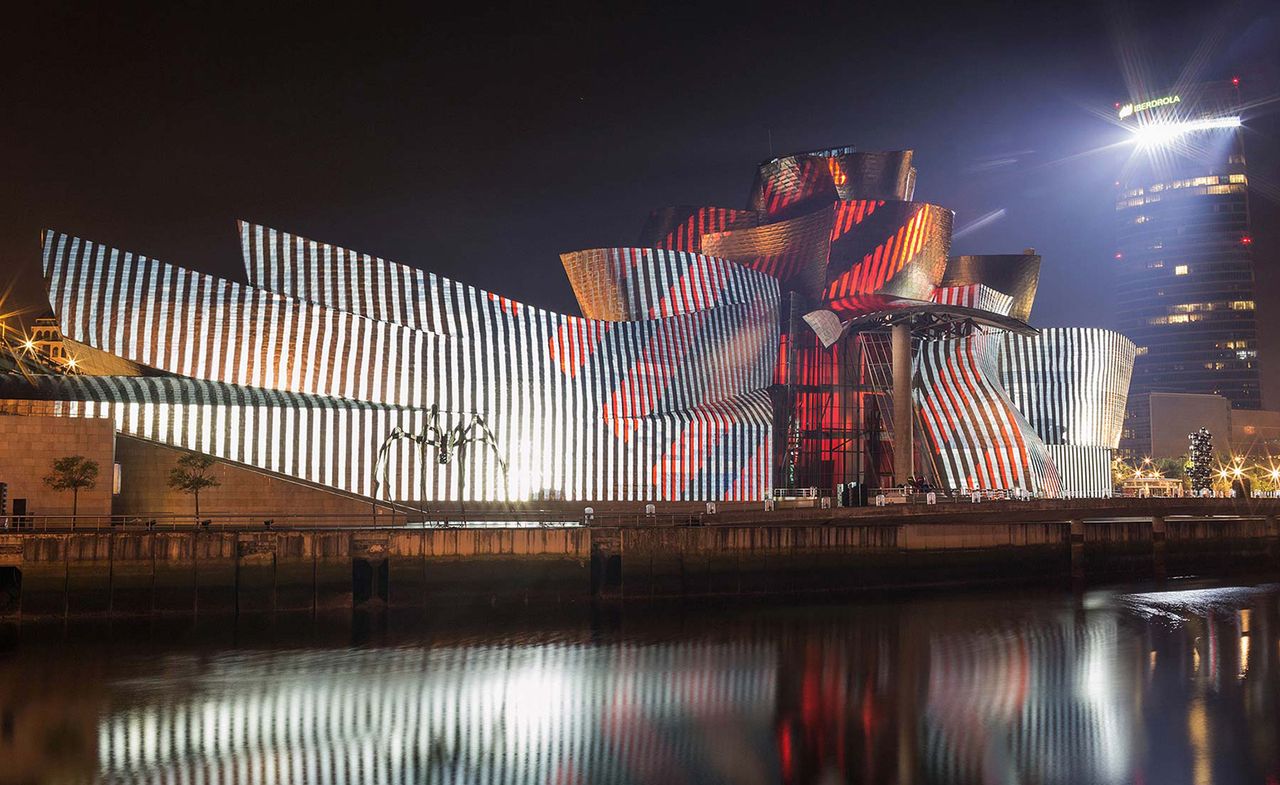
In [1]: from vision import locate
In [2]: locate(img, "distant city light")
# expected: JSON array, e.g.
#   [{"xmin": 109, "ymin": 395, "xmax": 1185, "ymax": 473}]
[
  {"xmin": 1129, "ymin": 116, "xmax": 1242, "ymax": 149},
  {"xmin": 1241, "ymin": 235, "xmax": 1253, "ymax": 246}
]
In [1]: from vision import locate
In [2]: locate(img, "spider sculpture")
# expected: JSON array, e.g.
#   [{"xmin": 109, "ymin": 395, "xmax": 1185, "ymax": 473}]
[{"xmin": 373, "ymin": 404, "xmax": 509, "ymax": 522}]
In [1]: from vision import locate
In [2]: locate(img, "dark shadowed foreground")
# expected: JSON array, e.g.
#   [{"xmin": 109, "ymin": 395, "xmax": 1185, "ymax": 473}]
[{"xmin": 2, "ymin": 579, "xmax": 1279, "ymax": 784}]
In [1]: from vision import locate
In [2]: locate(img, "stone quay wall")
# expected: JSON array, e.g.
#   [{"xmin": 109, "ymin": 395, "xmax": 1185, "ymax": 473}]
[{"xmin": 0, "ymin": 513, "xmax": 1277, "ymax": 617}]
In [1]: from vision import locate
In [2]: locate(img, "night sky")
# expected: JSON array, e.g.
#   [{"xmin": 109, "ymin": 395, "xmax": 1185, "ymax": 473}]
[{"xmin": 3, "ymin": 1, "xmax": 1278, "ymax": 389}]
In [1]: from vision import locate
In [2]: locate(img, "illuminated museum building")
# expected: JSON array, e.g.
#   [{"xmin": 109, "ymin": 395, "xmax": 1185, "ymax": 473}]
[
  {"xmin": 1115, "ymin": 80, "xmax": 1261, "ymax": 458},
  {"xmin": 2, "ymin": 148, "xmax": 1135, "ymax": 502}
]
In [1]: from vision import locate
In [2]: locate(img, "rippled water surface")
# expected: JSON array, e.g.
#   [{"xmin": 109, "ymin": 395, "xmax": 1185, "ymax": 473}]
[{"xmin": 3, "ymin": 581, "xmax": 1279, "ymax": 784}]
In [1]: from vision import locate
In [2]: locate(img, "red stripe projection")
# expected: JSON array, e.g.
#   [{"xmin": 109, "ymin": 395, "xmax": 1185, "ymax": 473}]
[
  {"xmin": 638, "ymin": 207, "xmax": 758, "ymax": 252},
  {"xmin": 830, "ymin": 200, "xmax": 884, "ymax": 241},
  {"xmin": 916, "ymin": 334, "xmax": 1061, "ymax": 494},
  {"xmin": 824, "ymin": 205, "xmax": 931, "ymax": 302}
]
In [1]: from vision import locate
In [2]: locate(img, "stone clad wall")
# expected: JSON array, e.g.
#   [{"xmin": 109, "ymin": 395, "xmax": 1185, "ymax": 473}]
[
  {"xmin": 113, "ymin": 436, "xmax": 385, "ymax": 521},
  {"xmin": 0, "ymin": 416, "xmax": 114, "ymax": 519}
]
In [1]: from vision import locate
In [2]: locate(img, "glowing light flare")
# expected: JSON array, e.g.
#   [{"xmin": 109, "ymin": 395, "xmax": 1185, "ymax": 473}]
[{"xmin": 1128, "ymin": 116, "xmax": 1242, "ymax": 149}]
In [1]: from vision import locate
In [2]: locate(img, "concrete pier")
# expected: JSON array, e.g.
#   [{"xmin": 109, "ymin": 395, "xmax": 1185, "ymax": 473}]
[{"xmin": 2, "ymin": 504, "xmax": 1279, "ymax": 617}]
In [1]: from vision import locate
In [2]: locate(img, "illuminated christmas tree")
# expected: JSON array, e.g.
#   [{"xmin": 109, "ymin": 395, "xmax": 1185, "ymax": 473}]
[{"xmin": 1188, "ymin": 427, "xmax": 1213, "ymax": 494}]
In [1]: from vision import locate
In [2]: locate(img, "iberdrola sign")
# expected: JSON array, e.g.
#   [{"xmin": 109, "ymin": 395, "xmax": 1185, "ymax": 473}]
[{"xmin": 1118, "ymin": 94, "xmax": 1181, "ymax": 119}]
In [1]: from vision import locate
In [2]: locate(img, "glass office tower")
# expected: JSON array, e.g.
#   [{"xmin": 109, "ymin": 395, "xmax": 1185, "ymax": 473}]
[{"xmin": 1116, "ymin": 80, "xmax": 1260, "ymax": 458}]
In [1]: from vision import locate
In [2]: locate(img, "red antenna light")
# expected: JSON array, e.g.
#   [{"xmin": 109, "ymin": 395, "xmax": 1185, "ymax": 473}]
[
  {"xmin": 1232, "ymin": 76, "xmax": 1240, "ymax": 87},
  {"xmin": 1242, "ymin": 235, "xmax": 1253, "ymax": 246},
  {"xmin": 1114, "ymin": 102, "xmax": 1121, "ymax": 108},
  {"xmin": 1114, "ymin": 252, "xmax": 1124, "ymax": 260}
]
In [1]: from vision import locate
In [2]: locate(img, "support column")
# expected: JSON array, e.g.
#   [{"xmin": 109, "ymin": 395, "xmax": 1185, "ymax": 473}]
[
  {"xmin": 1069, "ymin": 519, "xmax": 1085, "ymax": 582},
  {"xmin": 892, "ymin": 323, "xmax": 913, "ymax": 486},
  {"xmin": 1152, "ymin": 515, "xmax": 1166, "ymax": 581}
]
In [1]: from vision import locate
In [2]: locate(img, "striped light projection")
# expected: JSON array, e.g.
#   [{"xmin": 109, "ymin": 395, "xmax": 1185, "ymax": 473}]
[
  {"xmin": 999, "ymin": 328, "xmax": 1136, "ymax": 497},
  {"xmin": 824, "ymin": 202, "xmax": 952, "ymax": 303},
  {"xmin": 89, "ymin": 643, "xmax": 779, "ymax": 784},
  {"xmin": 931, "ymin": 284, "xmax": 1015, "ymax": 317},
  {"xmin": 20, "ymin": 146, "xmax": 1134, "ymax": 503},
  {"xmin": 914, "ymin": 331, "xmax": 1061, "ymax": 495},
  {"xmin": 37, "ymin": 224, "xmax": 780, "ymax": 502},
  {"xmin": 748, "ymin": 151, "xmax": 846, "ymax": 221},
  {"xmin": 636, "ymin": 206, "xmax": 759, "ymax": 252},
  {"xmin": 700, "ymin": 209, "xmax": 835, "ymax": 301},
  {"xmin": 558, "ymin": 247, "xmax": 777, "ymax": 321},
  {"xmin": 942, "ymin": 254, "xmax": 1042, "ymax": 323}
]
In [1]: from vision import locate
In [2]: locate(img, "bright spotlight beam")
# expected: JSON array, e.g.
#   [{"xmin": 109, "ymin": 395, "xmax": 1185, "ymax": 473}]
[{"xmin": 1130, "ymin": 116, "xmax": 1241, "ymax": 148}]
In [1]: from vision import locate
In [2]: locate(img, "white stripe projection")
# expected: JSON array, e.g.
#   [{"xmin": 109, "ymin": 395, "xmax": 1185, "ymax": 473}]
[
  {"xmin": 924, "ymin": 615, "xmax": 1133, "ymax": 784},
  {"xmin": 1045, "ymin": 445, "xmax": 1115, "ymax": 498},
  {"xmin": 999, "ymin": 328, "xmax": 1136, "ymax": 497},
  {"xmin": 93, "ymin": 643, "xmax": 778, "ymax": 784},
  {"xmin": 39, "ymin": 226, "xmax": 780, "ymax": 502},
  {"xmin": 931, "ymin": 283, "xmax": 1014, "ymax": 317},
  {"xmin": 559, "ymin": 246, "xmax": 779, "ymax": 320},
  {"xmin": 914, "ymin": 331, "xmax": 1061, "ymax": 495}
]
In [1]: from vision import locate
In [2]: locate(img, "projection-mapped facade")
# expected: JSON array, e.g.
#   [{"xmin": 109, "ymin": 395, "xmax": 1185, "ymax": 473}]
[{"xmin": 6, "ymin": 145, "xmax": 1135, "ymax": 502}]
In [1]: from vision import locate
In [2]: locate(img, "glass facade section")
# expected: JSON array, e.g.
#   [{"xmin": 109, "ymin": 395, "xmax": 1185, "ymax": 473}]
[{"xmin": 1117, "ymin": 80, "xmax": 1261, "ymax": 458}]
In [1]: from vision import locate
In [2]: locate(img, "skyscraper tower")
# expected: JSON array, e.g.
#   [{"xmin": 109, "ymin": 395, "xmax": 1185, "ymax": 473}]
[{"xmin": 1115, "ymin": 79, "xmax": 1260, "ymax": 458}]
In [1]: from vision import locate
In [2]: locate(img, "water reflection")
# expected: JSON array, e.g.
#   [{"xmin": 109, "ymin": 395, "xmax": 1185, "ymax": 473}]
[{"xmin": 2, "ymin": 583, "xmax": 1279, "ymax": 784}]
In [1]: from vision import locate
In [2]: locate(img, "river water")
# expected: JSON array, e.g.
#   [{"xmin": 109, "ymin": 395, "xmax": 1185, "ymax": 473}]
[{"xmin": 2, "ymin": 580, "xmax": 1278, "ymax": 784}]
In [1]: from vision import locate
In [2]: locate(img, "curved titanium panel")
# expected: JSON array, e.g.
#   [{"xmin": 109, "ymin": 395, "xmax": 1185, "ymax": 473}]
[
  {"xmin": 996, "ymin": 328, "xmax": 1135, "ymax": 497},
  {"xmin": 40, "ymin": 228, "xmax": 778, "ymax": 502},
  {"xmin": 931, "ymin": 284, "xmax": 1014, "ymax": 317},
  {"xmin": 941, "ymin": 254, "xmax": 1041, "ymax": 323},
  {"xmin": 1045, "ymin": 445, "xmax": 1116, "ymax": 498},
  {"xmin": 747, "ymin": 148, "xmax": 918, "ymax": 221},
  {"xmin": 700, "ymin": 208, "xmax": 835, "ymax": 301},
  {"xmin": 824, "ymin": 202, "xmax": 952, "ymax": 303},
  {"xmin": 747, "ymin": 153, "xmax": 842, "ymax": 222},
  {"xmin": 45, "ymin": 229, "xmax": 775, "ymax": 414},
  {"xmin": 914, "ymin": 331, "xmax": 1061, "ymax": 496},
  {"xmin": 636, "ymin": 206, "xmax": 759, "ymax": 252},
  {"xmin": 559, "ymin": 247, "xmax": 779, "ymax": 320},
  {"xmin": 826, "ymin": 150, "xmax": 917, "ymax": 201},
  {"xmin": 998, "ymin": 328, "xmax": 1136, "ymax": 449}
]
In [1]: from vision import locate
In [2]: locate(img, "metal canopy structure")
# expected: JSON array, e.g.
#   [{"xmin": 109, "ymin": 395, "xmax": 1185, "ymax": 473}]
[{"xmin": 840, "ymin": 302, "xmax": 1037, "ymax": 340}]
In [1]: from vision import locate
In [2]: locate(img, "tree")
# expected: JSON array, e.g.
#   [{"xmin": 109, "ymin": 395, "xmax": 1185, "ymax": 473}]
[
  {"xmin": 1110, "ymin": 455, "xmax": 1134, "ymax": 489},
  {"xmin": 167, "ymin": 454, "xmax": 221, "ymax": 522},
  {"xmin": 43, "ymin": 455, "xmax": 100, "ymax": 525},
  {"xmin": 1153, "ymin": 455, "xmax": 1188, "ymax": 481}
]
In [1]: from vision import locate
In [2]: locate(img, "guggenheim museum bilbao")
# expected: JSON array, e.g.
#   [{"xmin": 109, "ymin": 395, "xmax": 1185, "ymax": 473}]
[{"xmin": 4, "ymin": 147, "xmax": 1135, "ymax": 503}]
